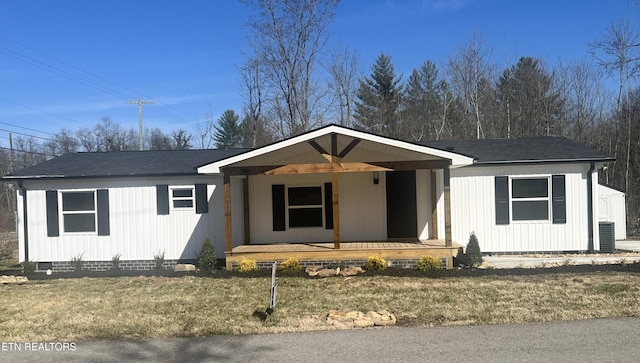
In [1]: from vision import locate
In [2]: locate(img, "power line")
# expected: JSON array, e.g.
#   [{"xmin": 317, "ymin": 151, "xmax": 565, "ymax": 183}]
[
  {"xmin": 0, "ymin": 96, "xmax": 88, "ymax": 128},
  {"xmin": 0, "ymin": 145, "xmax": 55, "ymax": 157},
  {"xmin": 0, "ymin": 128, "xmax": 53, "ymax": 142},
  {"xmin": 0, "ymin": 36, "xmax": 201, "ymax": 125},
  {"xmin": 0, "ymin": 35, "xmax": 201, "ymax": 121}
]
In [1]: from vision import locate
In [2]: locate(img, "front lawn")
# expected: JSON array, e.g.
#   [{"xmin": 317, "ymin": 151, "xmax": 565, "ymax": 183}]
[{"xmin": 2, "ymin": 268, "xmax": 640, "ymax": 342}]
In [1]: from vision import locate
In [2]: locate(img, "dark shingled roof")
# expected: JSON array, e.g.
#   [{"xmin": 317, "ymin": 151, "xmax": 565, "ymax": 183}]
[
  {"xmin": 5, "ymin": 136, "xmax": 613, "ymax": 180},
  {"xmin": 422, "ymin": 137, "xmax": 613, "ymax": 164},
  {"xmin": 7, "ymin": 148, "xmax": 251, "ymax": 179}
]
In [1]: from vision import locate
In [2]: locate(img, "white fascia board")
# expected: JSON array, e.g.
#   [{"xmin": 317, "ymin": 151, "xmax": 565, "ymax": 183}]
[{"xmin": 197, "ymin": 125, "xmax": 474, "ymax": 174}]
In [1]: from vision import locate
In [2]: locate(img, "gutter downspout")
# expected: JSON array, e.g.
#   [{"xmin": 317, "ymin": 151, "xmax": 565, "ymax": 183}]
[
  {"xmin": 17, "ymin": 181, "xmax": 28, "ymax": 262},
  {"xmin": 587, "ymin": 162, "xmax": 595, "ymax": 253}
]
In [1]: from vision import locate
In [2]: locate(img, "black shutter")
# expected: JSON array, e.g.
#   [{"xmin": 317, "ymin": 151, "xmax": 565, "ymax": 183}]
[
  {"xmin": 46, "ymin": 190, "xmax": 59, "ymax": 237},
  {"xmin": 324, "ymin": 182, "xmax": 333, "ymax": 230},
  {"xmin": 495, "ymin": 176, "xmax": 510, "ymax": 225},
  {"xmin": 156, "ymin": 185, "xmax": 169, "ymax": 215},
  {"xmin": 272, "ymin": 184, "xmax": 285, "ymax": 231},
  {"xmin": 552, "ymin": 175, "xmax": 566, "ymax": 224},
  {"xmin": 195, "ymin": 184, "xmax": 209, "ymax": 214},
  {"xmin": 97, "ymin": 189, "xmax": 110, "ymax": 236}
]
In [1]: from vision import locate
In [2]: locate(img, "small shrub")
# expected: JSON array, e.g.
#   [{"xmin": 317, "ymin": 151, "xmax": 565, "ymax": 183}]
[
  {"xmin": 111, "ymin": 253, "xmax": 122, "ymax": 270},
  {"xmin": 364, "ymin": 255, "xmax": 387, "ymax": 272},
  {"xmin": 197, "ymin": 236, "xmax": 217, "ymax": 273},
  {"xmin": 236, "ymin": 259, "xmax": 258, "ymax": 273},
  {"xmin": 70, "ymin": 253, "xmax": 85, "ymax": 271},
  {"xmin": 22, "ymin": 260, "xmax": 36, "ymax": 276},
  {"xmin": 416, "ymin": 255, "xmax": 441, "ymax": 272},
  {"xmin": 454, "ymin": 247, "xmax": 470, "ymax": 268},
  {"xmin": 466, "ymin": 232, "xmax": 483, "ymax": 268},
  {"xmin": 279, "ymin": 258, "xmax": 302, "ymax": 274},
  {"xmin": 153, "ymin": 250, "xmax": 165, "ymax": 270}
]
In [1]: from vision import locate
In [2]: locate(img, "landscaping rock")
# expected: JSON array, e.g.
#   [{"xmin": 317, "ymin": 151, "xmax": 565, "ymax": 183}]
[
  {"xmin": 174, "ymin": 264, "xmax": 196, "ymax": 272},
  {"xmin": 0, "ymin": 275, "xmax": 28, "ymax": 285},
  {"xmin": 339, "ymin": 266, "xmax": 365, "ymax": 276},
  {"xmin": 326, "ymin": 309, "xmax": 396, "ymax": 329}
]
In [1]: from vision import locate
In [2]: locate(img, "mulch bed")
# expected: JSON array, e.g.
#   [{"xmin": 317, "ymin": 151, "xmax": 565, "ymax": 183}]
[{"xmin": 16, "ymin": 261, "xmax": 640, "ymax": 280}]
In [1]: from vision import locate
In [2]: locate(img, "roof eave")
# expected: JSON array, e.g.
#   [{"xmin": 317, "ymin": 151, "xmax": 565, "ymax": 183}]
[{"xmin": 471, "ymin": 157, "xmax": 615, "ymax": 166}]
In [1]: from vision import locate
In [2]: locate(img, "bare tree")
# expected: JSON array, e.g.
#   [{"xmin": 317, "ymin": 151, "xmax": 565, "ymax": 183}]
[
  {"xmin": 193, "ymin": 108, "xmax": 216, "ymax": 149},
  {"xmin": 447, "ymin": 31, "xmax": 495, "ymax": 139},
  {"xmin": 243, "ymin": 0, "xmax": 339, "ymax": 137},
  {"xmin": 327, "ymin": 46, "xmax": 360, "ymax": 127},
  {"xmin": 589, "ymin": 17, "xmax": 640, "ymax": 196},
  {"xmin": 45, "ymin": 128, "xmax": 79, "ymax": 156}
]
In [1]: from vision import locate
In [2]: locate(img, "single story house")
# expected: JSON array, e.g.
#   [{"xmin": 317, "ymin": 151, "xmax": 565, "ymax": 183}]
[{"xmin": 4, "ymin": 125, "xmax": 623, "ymax": 271}]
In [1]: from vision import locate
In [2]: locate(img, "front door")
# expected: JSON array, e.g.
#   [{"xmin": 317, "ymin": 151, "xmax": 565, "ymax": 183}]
[{"xmin": 386, "ymin": 170, "xmax": 418, "ymax": 238}]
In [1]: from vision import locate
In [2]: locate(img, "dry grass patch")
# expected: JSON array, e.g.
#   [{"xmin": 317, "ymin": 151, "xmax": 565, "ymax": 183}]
[{"xmin": 2, "ymin": 272, "xmax": 640, "ymax": 341}]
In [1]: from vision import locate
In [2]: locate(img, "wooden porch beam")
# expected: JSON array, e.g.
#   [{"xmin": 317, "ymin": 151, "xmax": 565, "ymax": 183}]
[
  {"xmin": 263, "ymin": 162, "xmax": 391, "ymax": 175},
  {"xmin": 443, "ymin": 166, "xmax": 452, "ymax": 248},
  {"xmin": 222, "ymin": 165, "xmax": 284, "ymax": 176},
  {"xmin": 368, "ymin": 159, "xmax": 452, "ymax": 171},
  {"xmin": 224, "ymin": 174, "xmax": 233, "ymax": 253}
]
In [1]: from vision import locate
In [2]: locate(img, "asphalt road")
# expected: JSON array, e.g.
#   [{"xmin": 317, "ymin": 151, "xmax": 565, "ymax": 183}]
[{"xmin": 2, "ymin": 317, "xmax": 639, "ymax": 363}]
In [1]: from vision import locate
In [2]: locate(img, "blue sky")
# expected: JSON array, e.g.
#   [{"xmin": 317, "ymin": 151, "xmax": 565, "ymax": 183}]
[{"xmin": 0, "ymin": 0, "xmax": 636, "ymax": 148}]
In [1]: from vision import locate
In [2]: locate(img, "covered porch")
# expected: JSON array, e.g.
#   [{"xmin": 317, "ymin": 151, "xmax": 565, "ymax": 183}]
[
  {"xmin": 197, "ymin": 125, "xmax": 473, "ymax": 270},
  {"xmin": 225, "ymin": 239, "xmax": 463, "ymax": 270}
]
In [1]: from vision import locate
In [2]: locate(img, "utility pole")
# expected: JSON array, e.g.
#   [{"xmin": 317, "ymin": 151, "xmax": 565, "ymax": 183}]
[
  {"xmin": 128, "ymin": 99, "xmax": 156, "ymax": 151},
  {"xmin": 8, "ymin": 132, "xmax": 15, "ymax": 173}
]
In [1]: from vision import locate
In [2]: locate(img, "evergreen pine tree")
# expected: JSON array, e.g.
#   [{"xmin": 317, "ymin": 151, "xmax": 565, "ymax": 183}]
[
  {"xmin": 353, "ymin": 52, "xmax": 403, "ymax": 137},
  {"xmin": 466, "ymin": 232, "xmax": 483, "ymax": 267},
  {"xmin": 214, "ymin": 109, "xmax": 242, "ymax": 149}
]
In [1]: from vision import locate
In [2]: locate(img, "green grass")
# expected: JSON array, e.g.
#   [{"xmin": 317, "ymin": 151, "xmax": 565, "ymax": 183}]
[{"xmin": 2, "ymin": 271, "xmax": 640, "ymax": 342}]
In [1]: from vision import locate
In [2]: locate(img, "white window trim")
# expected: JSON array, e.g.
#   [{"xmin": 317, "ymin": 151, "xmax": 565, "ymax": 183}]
[
  {"xmin": 60, "ymin": 189, "xmax": 98, "ymax": 235},
  {"xmin": 170, "ymin": 186, "xmax": 195, "ymax": 211},
  {"xmin": 285, "ymin": 184, "xmax": 325, "ymax": 229},
  {"xmin": 510, "ymin": 176, "xmax": 551, "ymax": 223}
]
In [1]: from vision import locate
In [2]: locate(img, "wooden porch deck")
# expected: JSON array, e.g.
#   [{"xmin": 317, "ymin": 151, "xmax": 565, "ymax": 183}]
[{"xmin": 225, "ymin": 239, "xmax": 462, "ymax": 270}]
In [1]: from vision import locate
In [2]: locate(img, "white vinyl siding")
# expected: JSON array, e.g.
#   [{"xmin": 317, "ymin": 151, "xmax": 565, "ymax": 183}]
[
  {"xmin": 19, "ymin": 176, "xmax": 235, "ymax": 262},
  {"xmin": 450, "ymin": 163, "xmax": 599, "ymax": 253}
]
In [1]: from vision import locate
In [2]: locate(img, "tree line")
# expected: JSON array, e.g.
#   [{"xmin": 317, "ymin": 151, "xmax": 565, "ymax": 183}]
[{"xmin": 1, "ymin": 0, "xmax": 638, "ymax": 234}]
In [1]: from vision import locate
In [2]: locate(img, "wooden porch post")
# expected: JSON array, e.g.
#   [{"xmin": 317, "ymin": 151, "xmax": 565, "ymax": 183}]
[
  {"xmin": 431, "ymin": 170, "xmax": 438, "ymax": 239},
  {"xmin": 224, "ymin": 174, "xmax": 232, "ymax": 253},
  {"xmin": 332, "ymin": 172, "xmax": 340, "ymax": 250},
  {"xmin": 243, "ymin": 177, "xmax": 251, "ymax": 245},
  {"xmin": 443, "ymin": 165, "xmax": 452, "ymax": 247}
]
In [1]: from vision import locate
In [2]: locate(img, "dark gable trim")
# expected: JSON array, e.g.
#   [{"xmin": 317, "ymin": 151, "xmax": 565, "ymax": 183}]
[
  {"xmin": 46, "ymin": 190, "xmax": 59, "ymax": 237},
  {"xmin": 195, "ymin": 184, "xmax": 209, "ymax": 214},
  {"xmin": 494, "ymin": 176, "xmax": 509, "ymax": 225},
  {"xmin": 156, "ymin": 185, "xmax": 170, "ymax": 215},
  {"xmin": 97, "ymin": 189, "xmax": 110, "ymax": 236}
]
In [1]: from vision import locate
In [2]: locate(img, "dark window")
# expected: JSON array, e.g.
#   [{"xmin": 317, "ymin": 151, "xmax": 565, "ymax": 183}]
[
  {"xmin": 512, "ymin": 178, "xmax": 548, "ymax": 198},
  {"xmin": 61, "ymin": 191, "xmax": 96, "ymax": 233},
  {"xmin": 62, "ymin": 192, "xmax": 95, "ymax": 211},
  {"xmin": 64, "ymin": 213, "xmax": 96, "ymax": 232},
  {"xmin": 171, "ymin": 188, "xmax": 194, "ymax": 209},
  {"xmin": 287, "ymin": 186, "xmax": 324, "ymax": 228},
  {"xmin": 289, "ymin": 208, "xmax": 323, "ymax": 227},
  {"xmin": 288, "ymin": 187, "xmax": 322, "ymax": 206},
  {"xmin": 511, "ymin": 178, "xmax": 549, "ymax": 221}
]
